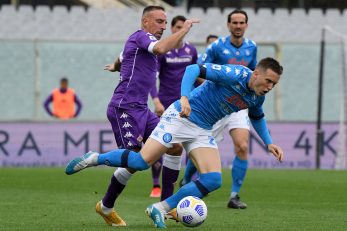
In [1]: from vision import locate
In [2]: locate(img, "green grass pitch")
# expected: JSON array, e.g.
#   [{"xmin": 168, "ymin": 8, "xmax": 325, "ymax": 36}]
[{"xmin": 0, "ymin": 168, "xmax": 346, "ymax": 231}]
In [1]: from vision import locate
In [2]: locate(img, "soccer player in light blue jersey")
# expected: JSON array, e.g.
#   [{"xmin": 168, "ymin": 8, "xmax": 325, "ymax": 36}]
[
  {"xmin": 65, "ymin": 57, "xmax": 284, "ymax": 228},
  {"xmin": 181, "ymin": 9, "xmax": 257, "ymax": 209}
]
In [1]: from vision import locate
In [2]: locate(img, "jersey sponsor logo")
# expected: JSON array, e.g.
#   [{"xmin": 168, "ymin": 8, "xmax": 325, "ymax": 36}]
[
  {"xmin": 211, "ymin": 64, "xmax": 222, "ymax": 70},
  {"xmin": 124, "ymin": 132, "xmax": 133, "ymax": 138},
  {"xmin": 228, "ymin": 58, "xmax": 249, "ymax": 67},
  {"xmin": 122, "ymin": 122, "xmax": 132, "ymax": 128},
  {"xmin": 120, "ymin": 112, "xmax": 129, "ymax": 118},
  {"xmin": 153, "ymin": 131, "xmax": 159, "ymax": 137},
  {"xmin": 166, "ymin": 57, "xmax": 192, "ymax": 63},
  {"xmin": 227, "ymin": 95, "xmax": 248, "ymax": 110},
  {"xmin": 163, "ymin": 133, "xmax": 173, "ymax": 143}
]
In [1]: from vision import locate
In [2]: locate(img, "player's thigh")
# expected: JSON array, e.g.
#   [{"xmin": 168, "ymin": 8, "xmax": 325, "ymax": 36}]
[
  {"xmin": 140, "ymin": 138, "xmax": 169, "ymax": 165},
  {"xmin": 229, "ymin": 128, "xmax": 249, "ymax": 146},
  {"xmin": 107, "ymin": 105, "xmax": 148, "ymax": 149},
  {"xmin": 189, "ymin": 147, "xmax": 221, "ymax": 174}
]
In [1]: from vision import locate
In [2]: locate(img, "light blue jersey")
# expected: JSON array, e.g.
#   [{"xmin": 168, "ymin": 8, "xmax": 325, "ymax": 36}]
[
  {"xmin": 200, "ymin": 36, "xmax": 257, "ymax": 70},
  {"xmin": 174, "ymin": 63, "xmax": 264, "ymax": 130}
]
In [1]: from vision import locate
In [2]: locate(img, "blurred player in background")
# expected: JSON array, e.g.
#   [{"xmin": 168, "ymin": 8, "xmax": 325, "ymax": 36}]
[
  {"xmin": 150, "ymin": 15, "xmax": 198, "ymax": 200},
  {"xmin": 99, "ymin": 6, "xmax": 198, "ymax": 227},
  {"xmin": 65, "ymin": 58, "xmax": 284, "ymax": 228},
  {"xmin": 180, "ymin": 9, "xmax": 257, "ymax": 209},
  {"xmin": 197, "ymin": 34, "xmax": 218, "ymax": 64},
  {"xmin": 43, "ymin": 77, "xmax": 82, "ymax": 119}
]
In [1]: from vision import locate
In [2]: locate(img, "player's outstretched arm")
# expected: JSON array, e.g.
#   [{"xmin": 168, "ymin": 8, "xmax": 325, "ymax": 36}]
[{"xmin": 268, "ymin": 144, "xmax": 284, "ymax": 162}]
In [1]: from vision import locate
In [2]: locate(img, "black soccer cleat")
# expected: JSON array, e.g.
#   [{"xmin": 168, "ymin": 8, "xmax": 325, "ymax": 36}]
[{"xmin": 227, "ymin": 195, "xmax": 247, "ymax": 209}]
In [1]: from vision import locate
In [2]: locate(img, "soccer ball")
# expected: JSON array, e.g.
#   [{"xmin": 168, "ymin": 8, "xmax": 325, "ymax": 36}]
[{"xmin": 176, "ymin": 196, "xmax": 208, "ymax": 227}]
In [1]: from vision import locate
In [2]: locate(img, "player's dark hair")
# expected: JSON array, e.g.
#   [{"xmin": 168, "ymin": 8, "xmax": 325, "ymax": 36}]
[
  {"xmin": 227, "ymin": 9, "xmax": 248, "ymax": 23},
  {"xmin": 142, "ymin": 5, "xmax": 165, "ymax": 16},
  {"xmin": 60, "ymin": 77, "xmax": 68, "ymax": 83},
  {"xmin": 171, "ymin": 15, "xmax": 186, "ymax": 27},
  {"xmin": 206, "ymin": 34, "xmax": 218, "ymax": 43},
  {"xmin": 256, "ymin": 57, "xmax": 283, "ymax": 75}
]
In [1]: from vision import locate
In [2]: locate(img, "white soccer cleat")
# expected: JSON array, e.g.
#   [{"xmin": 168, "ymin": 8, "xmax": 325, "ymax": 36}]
[{"xmin": 65, "ymin": 151, "xmax": 99, "ymax": 175}]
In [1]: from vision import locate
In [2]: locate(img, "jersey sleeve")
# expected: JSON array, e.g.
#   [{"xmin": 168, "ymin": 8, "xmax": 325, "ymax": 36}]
[
  {"xmin": 248, "ymin": 45, "xmax": 257, "ymax": 70},
  {"xmin": 203, "ymin": 63, "xmax": 241, "ymax": 86},
  {"xmin": 136, "ymin": 31, "xmax": 158, "ymax": 53}
]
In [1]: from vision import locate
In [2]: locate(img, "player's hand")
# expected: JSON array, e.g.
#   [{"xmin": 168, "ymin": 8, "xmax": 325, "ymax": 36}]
[
  {"xmin": 179, "ymin": 96, "xmax": 191, "ymax": 118},
  {"xmin": 104, "ymin": 63, "xmax": 116, "ymax": 72},
  {"xmin": 268, "ymin": 144, "xmax": 284, "ymax": 162},
  {"xmin": 154, "ymin": 101, "xmax": 165, "ymax": 117},
  {"xmin": 183, "ymin": 19, "xmax": 200, "ymax": 32}
]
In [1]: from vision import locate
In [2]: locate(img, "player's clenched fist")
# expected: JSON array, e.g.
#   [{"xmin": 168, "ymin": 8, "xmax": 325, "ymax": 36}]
[{"xmin": 179, "ymin": 96, "xmax": 191, "ymax": 118}]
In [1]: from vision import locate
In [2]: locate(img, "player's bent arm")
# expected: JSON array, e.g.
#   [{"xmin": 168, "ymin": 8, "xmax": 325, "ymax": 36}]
[
  {"xmin": 152, "ymin": 19, "xmax": 199, "ymax": 55},
  {"xmin": 249, "ymin": 113, "xmax": 273, "ymax": 147},
  {"xmin": 181, "ymin": 64, "xmax": 201, "ymax": 97}
]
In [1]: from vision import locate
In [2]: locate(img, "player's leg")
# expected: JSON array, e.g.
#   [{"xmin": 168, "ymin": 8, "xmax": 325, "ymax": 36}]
[
  {"xmin": 147, "ymin": 147, "xmax": 222, "ymax": 228},
  {"xmin": 144, "ymin": 112, "xmax": 163, "ymax": 198},
  {"xmin": 160, "ymin": 144, "xmax": 183, "ymax": 201},
  {"xmin": 179, "ymin": 117, "xmax": 226, "ymax": 187},
  {"xmin": 227, "ymin": 110, "xmax": 250, "ymax": 209},
  {"xmin": 150, "ymin": 157, "xmax": 162, "ymax": 197}
]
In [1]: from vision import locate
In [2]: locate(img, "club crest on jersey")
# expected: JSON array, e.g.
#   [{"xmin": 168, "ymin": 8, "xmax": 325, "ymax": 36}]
[
  {"xmin": 163, "ymin": 133, "xmax": 172, "ymax": 143},
  {"xmin": 137, "ymin": 135, "xmax": 143, "ymax": 142},
  {"xmin": 235, "ymin": 51, "xmax": 240, "ymax": 56},
  {"xmin": 185, "ymin": 47, "xmax": 191, "ymax": 54}
]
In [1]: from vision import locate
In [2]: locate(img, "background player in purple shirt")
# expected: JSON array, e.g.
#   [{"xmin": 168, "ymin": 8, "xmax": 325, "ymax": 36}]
[
  {"xmin": 149, "ymin": 15, "xmax": 198, "ymax": 200},
  {"xmin": 100, "ymin": 6, "xmax": 198, "ymax": 227}
]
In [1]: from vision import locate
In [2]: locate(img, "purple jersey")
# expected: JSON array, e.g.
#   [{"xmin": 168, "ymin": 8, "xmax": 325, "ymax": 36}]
[
  {"xmin": 111, "ymin": 30, "xmax": 158, "ymax": 107},
  {"xmin": 157, "ymin": 42, "xmax": 198, "ymax": 108}
]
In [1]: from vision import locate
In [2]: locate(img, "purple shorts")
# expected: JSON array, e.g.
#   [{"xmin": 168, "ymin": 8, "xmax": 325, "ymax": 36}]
[{"xmin": 107, "ymin": 104, "xmax": 159, "ymax": 149}]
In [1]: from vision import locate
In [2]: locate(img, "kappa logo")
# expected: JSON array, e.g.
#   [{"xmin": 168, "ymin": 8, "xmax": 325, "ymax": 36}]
[
  {"xmin": 243, "ymin": 70, "xmax": 248, "ymax": 78},
  {"xmin": 120, "ymin": 113, "xmax": 129, "ymax": 118},
  {"xmin": 223, "ymin": 49, "xmax": 230, "ymax": 55},
  {"xmin": 124, "ymin": 132, "xmax": 133, "ymax": 138},
  {"xmin": 122, "ymin": 122, "xmax": 132, "ymax": 128},
  {"xmin": 226, "ymin": 67, "xmax": 232, "ymax": 73},
  {"xmin": 235, "ymin": 68, "xmax": 241, "ymax": 75}
]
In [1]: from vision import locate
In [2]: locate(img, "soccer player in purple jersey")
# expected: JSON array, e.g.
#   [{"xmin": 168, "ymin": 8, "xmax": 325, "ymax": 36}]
[
  {"xmin": 149, "ymin": 15, "xmax": 198, "ymax": 200},
  {"xmin": 98, "ymin": 6, "xmax": 198, "ymax": 227},
  {"xmin": 181, "ymin": 9, "xmax": 258, "ymax": 209}
]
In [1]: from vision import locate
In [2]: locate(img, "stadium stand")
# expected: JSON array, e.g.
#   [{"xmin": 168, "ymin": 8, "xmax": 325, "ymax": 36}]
[{"xmin": 0, "ymin": 5, "xmax": 346, "ymax": 121}]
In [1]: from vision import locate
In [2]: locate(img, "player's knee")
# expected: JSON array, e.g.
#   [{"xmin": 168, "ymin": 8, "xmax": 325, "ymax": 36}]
[
  {"xmin": 234, "ymin": 141, "xmax": 249, "ymax": 157},
  {"xmin": 126, "ymin": 150, "xmax": 150, "ymax": 171},
  {"xmin": 198, "ymin": 172, "xmax": 222, "ymax": 194}
]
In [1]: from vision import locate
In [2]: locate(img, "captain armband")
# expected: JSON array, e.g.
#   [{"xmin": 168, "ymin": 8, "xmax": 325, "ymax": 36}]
[
  {"xmin": 198, "ymin": 65, "xmax": 207, "ymax": 79},
  {"xmin": 248, "ymin": 113, "xmax": 264, "ymax": 120}
]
